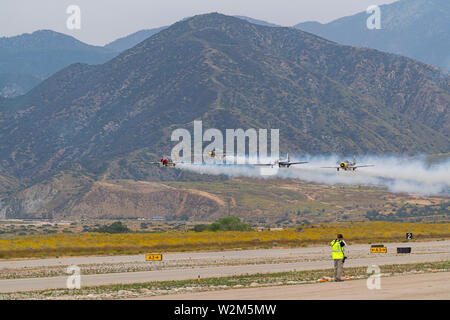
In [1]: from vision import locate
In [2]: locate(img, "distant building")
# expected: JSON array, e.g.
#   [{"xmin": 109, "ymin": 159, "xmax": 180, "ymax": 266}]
[
  {"xmin": 257, "ymin": 227, "xmax": 283, "ymax": 231},
  {"xmin": 149, "ymin": 217, "xmax": 166, "ymax": 221}
]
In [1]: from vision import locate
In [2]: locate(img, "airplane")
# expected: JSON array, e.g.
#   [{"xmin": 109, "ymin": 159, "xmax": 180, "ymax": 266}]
[
  {"xmin": 204, "ymin": 148, "xmax": 227, "ymax": 161},
  {"xmin": 139, "ymin": 153, "xmax": 180, "ymax": 167},
  {"xmin": 321, "ymin": 156, "xmax": 375, "ymax": 171},
  {"xmin": 140, "ymin": 149, "xmax": 228, "ymax": 167},
  {"xmin": 253, "ymin": 154, "xmax": 308, "ymax": 168},
  {"xmin": 204, "ymin": 149, "xmax": 307, "ymax": 168},
  {"xmin": 140, "ymin": 158, "xmax": 177, "ymax": 167},
  {"xmin": 140, "ymin": 150, "xmax": 308, "ymax": 169}
]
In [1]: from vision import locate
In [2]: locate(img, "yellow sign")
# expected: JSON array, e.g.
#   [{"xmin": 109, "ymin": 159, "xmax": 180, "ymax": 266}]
[
  {"xmin": 370, "ymin": 247, "xmax": 387, "ymax": 253},
  {"xmin": 145, "ymin": 254, "xmax": 163, "ymax": 261}
]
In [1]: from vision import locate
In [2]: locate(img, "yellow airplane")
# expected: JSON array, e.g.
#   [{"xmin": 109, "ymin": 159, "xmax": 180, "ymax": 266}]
[
  {"xmin": 322, "ymin": 156, "xmax": 375, "ymax": 171},
  {"xmin": 206, "ymin": 148, "xmax": 227, "ymax": 160}
]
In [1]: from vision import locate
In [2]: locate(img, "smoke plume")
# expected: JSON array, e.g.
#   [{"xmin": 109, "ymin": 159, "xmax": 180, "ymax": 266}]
[{"xmin": 178, "ymin": 154, "xmax": 450, "ymax": 197}]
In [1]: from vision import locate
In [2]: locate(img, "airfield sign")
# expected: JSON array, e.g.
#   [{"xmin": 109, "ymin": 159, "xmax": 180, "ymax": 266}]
[
  {"xmin": 370, "ymin": 245, "xmax": 387, "ymax": 253},
  {"xmin": 145, "ymin": 254, "xmax": 163, "ymax": 261}
]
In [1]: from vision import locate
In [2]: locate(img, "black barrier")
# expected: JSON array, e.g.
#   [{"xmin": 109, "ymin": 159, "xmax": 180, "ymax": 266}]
[
  {"xmin": 371, "ymin": 244, "xmax": 385, "ymax": 247},
  {"xmin": 397, "ymin": 247, "xmax": 412, "ymax": 254}
]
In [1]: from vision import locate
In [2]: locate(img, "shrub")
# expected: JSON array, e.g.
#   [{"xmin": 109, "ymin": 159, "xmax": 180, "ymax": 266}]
[
  {"xmin": 92, "ymin": 221, "xmax": 131, "ymax": 234},
  {"xmin": 194, "ymin": 217, "xmax": 252, "ymax": 232},
  {"xmin": 193, "ymin": 224, "xmax": 208, "ymax": 232},
  {"xmin": 140, "ymin": 222, "xmax": 148, "ymax": 229},
  {"xmin": 207, "ymin": 222, "xmax": 221, "ymax": 232}
]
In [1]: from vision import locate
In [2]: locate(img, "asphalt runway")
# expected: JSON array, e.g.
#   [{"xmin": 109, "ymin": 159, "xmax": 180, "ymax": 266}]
[
  {"xmin": 0, "ymin": 240, "xmax": 449, "ymax": 293},
  {"xmin": 1, "ymin": 239, "xmax": 448, "ymax": 269}
]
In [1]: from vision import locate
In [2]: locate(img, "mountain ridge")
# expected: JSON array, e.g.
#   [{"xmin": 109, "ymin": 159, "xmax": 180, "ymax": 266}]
[
  {"xmin": 0, "ymin": 12, "xmax": 448, "ymax": 220},
  {"xmin": 0, "ymin": 13, "xmax": 448, "ymax": 183},
  {"xmin": 0, "ymin": 30, "xmax": 117, "ymax": 97},
  {"xmin": 295, "ymin": 0, "xmax": 450, "ymax": 71}
]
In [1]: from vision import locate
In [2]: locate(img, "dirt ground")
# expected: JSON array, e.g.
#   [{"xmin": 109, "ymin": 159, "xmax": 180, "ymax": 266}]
[{"xmin": 145, "ymin": 272, "xmax": 450, "ymax": 300}]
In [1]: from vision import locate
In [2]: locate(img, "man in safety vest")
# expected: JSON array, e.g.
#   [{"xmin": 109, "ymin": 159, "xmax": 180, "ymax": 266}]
[{"xmin": 330, "ymin": 234, "xmax": 347, "ymax": 281}]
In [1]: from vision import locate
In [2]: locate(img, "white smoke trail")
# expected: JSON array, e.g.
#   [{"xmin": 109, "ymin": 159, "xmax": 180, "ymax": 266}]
[{"xmin": 178, "ymin": 154, "xmax": 450, "ymax": 197}]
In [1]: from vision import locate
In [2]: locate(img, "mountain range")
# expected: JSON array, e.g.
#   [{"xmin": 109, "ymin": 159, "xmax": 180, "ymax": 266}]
[
  {"xmin": 0, "ymin": 30, "xmax": 117, "ymax": 97},
  {"xmin": 2, "ymin": 1, "xmax": 449, "ymax": 99},
  {"xmin": 0, "ymin": 16, "xmax": 280, "ymax": 98},
  {"xmin": 295, "ymin": 0, "xmax": 450, "ymax": 72},
  {"xmin": 1, "ymin": 13, "xmax": 448, "ymax": 177},
  {"xmin": 0, "ymin": 13, "xmax": 448, "ymax": 219},
  {"xmin": 104, "ymin": 16, "xmax": 280, "ymax": 53},
  {"xmin": 104, "ymin": 27, "xmax": 167, "ymax": 53}
]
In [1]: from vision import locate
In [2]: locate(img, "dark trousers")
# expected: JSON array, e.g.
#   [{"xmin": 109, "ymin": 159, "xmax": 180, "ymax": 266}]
[{"xmin": 334, "ymin": 259, "xmax": 344, "ymax": 281}]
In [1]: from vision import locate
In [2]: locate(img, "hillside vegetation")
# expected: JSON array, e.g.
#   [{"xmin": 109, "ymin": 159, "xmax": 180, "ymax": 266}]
[{"xmin": 0, "ymin": 13, "xmax": 448, "ymax": 220}]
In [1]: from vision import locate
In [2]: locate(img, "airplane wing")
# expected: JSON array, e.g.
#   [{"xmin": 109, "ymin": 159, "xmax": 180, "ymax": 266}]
[
  {"xmin": 281, "ymin": 161, "xmax": 308, "ymax": 166},
  {"xmin": 253, "ymin": 161, "xmax": 308, "ymax": 167},
  {"xmin": 321, "ymin": 166, "xmax": 339, "ymax": 169}
]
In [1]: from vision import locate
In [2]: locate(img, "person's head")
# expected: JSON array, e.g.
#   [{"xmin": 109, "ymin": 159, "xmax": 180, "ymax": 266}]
[{"xmin": 337, "ymin": 234, "xmax": 343, "ymax": 240}]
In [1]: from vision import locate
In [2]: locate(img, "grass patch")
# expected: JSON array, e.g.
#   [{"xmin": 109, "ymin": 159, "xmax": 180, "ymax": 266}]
[{"xmin": 0, "ymin": 221, "xmax": 449, "ymax": 259}]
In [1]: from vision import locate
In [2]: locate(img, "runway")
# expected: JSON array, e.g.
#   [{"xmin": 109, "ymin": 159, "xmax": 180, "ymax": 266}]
[{"xmin": 0, "ymin": 240, "xmax": 449, "ymax": 294}]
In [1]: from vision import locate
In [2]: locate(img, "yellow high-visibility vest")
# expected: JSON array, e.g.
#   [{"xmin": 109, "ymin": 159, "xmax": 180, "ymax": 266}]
[{"xmin": 331, "ymin": 240, "xmax": 344, "ymax": 259}]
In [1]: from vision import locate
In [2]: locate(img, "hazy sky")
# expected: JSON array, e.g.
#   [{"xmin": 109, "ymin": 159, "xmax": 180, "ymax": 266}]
[{"xmin": 1, "ymin": 0, "xmax": 399, "ymax": 46}]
